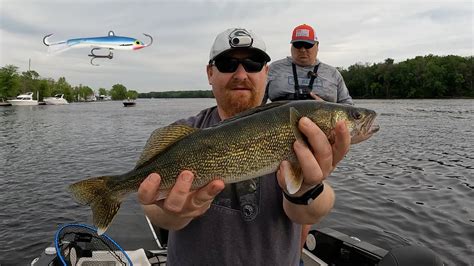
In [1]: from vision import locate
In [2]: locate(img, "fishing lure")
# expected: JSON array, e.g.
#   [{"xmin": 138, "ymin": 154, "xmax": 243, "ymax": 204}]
[{"xmin": 43, "ymin": 30, "xmax": 153, "ymax": 66}]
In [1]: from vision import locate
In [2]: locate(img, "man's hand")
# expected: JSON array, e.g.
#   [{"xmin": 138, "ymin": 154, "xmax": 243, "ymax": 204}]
[
  {"xmin": 310, "ymin": 92, "xmax": 323, "ymax": 101},
  {"xmin": 277, "ymin": 117, "xmax": 350, "ymax": 223},
  {"xmin": 138, "ymin": 171, "xmax": 225, "ymax": 230}
]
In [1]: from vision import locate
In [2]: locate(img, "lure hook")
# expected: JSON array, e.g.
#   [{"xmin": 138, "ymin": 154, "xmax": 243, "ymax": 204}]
[
  {"xmin": 143, "ymin": 33, "xmax": 153, "ymax": 47},
  {"xmin": 43, "ymin": 34, "xmax": 53, "ymax": 46}
]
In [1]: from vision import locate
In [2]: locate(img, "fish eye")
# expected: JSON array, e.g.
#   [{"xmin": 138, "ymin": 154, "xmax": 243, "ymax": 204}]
[
  {"xmin": 135, "ymin": 40, "xmax": 140, "ymax": 45},
  {"xmin": 352, "ymin": 110, "xmax": 362, "ymax": 120}
]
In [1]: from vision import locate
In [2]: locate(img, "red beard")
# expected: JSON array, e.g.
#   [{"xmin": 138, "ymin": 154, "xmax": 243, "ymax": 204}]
[{"xmin": 220, "ymin": 80, "xmax": 261, "ymax": 117}]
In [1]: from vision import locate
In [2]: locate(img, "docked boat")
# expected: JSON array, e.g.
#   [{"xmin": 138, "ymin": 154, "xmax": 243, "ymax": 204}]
[
  {"xmin": 43, "ymin": 94, "xmax": 69, "ymax": 105},
  {"xmin": 31, "ymin": 200, "xmax": 442, "ymax": 265},
  {"xmin": 7, "ymin": 92, "xmax": 38, "ymax": 106}
]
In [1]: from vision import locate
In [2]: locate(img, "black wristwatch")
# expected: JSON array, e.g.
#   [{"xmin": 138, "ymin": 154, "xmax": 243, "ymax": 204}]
[{"xmin": 283, "ymin": 183, "xmax": 324, "ymax": 205}]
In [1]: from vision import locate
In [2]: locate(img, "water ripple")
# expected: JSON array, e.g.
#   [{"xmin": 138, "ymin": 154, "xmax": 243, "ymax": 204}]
[{"xmin": 1, "ymin": 99, "xmax": 473, "ymax": 265}]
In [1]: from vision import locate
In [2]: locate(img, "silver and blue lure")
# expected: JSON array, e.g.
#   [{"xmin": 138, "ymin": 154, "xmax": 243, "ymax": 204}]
[{"xmin": 43, "ymin": 30, "xmax": 153, "ymax": 66}]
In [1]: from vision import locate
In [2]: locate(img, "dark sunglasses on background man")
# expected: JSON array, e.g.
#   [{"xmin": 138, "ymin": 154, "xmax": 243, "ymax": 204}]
[
  {"xmin": 211, "ymin": 57, "xmax": 266, "ymax": 73},
  {"xmin": 292, "ymin": 42, "xmax": 316, "ymax": 49}
]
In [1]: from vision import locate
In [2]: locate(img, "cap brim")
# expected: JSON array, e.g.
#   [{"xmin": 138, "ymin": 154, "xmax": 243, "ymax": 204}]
[
  {"xmin": 291, "ymin": 39, "xmax": 317, "ymax": 44},
  {"xmin": 213, "ymin": 47, "xmax": 271, "ymax": 62},
  {"xmin": 249, "ymin": 48, "xmax": 271, "ymax": 62}
]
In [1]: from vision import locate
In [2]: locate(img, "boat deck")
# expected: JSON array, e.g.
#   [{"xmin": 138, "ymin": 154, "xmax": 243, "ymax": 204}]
[{"xmin": 33, "ymin": 197, "xmax": 391, "ymax": 266}]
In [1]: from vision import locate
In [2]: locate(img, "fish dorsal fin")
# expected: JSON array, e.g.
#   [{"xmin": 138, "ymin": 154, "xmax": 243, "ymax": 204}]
[
  {"xmin": 290, "ymin": 107, "xmax": 305, "ymax": 142},
  {"xmin": 135, "ymin": 124, "xmax": 198, "ymax": 168},
  {"xmin": 214, "ymin": 101, "xmax": 291, "ymax": 126}
]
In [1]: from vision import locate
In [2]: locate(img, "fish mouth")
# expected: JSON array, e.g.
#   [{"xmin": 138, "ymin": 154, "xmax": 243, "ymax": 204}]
[
  {"xmin": 365, "ymin": 114, "xmax": 380, "ymax": 134},
  {"xmin": 351, "ymin": 114, "xmax": 379, "ymax": 144}
]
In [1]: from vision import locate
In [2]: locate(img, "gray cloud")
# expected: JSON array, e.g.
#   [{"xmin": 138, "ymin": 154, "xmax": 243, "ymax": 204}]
[{"xmin": 1, "ymin": 0, "xmax": 472, "ymax": 92}]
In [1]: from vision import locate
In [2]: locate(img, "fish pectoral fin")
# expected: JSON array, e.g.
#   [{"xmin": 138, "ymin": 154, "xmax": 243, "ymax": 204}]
[
  {"xmin": 283, "ymin": 161, "xmax": 303, "ymax": 195},
  {"xmin": 290, "ymin": 107, "xmax": 305, "ymax": 142},
  {"xmin": 135, "ymin": 124, "xmax": 198, "ymax": 168},
  {"xmin": 155, "ymin": 189, "xmax": 170, "ymax": 201},
  {"xmin": 327, "ymin": 130, "xmax": 336, "ymax": 144}
]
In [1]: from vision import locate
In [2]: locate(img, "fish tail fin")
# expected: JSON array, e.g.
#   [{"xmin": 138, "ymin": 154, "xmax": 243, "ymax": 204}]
[
  {"xmin": 47, "ymin": 41, "xmax": 71, "ymax": 54},
  {"xmin": 68, "ymin": 176, "xmax": 121, "ymax": 235}
]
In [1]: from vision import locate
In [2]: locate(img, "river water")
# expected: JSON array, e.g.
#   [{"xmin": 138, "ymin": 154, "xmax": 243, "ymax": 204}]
[{"xmin": 0, "ymin": 99, "xmax": 472, "ymax": 265}]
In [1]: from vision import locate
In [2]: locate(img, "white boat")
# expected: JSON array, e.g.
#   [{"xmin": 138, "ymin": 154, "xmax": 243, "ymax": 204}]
[
  {"xmin": 43, "ymin": 94, "xmax": 69, "ymax": 105},
  {"xmin": 7, "ymin": 92, "xmax": 38, "ymax": 106}
]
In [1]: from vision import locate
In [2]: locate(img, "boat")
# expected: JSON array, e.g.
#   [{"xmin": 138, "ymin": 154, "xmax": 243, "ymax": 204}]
[
  {"xmin": 123, "ymin": 98, "xmax": 136, "ymax": 107},
  {"xmin": 7, "ymin": 92, "xmax": 38, "ymax": 106},
  {"xmin": 97, "ymin": 95, "xmax": 112, "ymax": 101},
  {"xmin": 0, "ymin": 99, "xmax": 11, "ymax": 107},
  {"xmin": 43, "ymin": 94, "xmax": 69, "ymax": 105},
  {"xmin": 31, "ymin": 200, "xmax": 443, "ymax": 266}
]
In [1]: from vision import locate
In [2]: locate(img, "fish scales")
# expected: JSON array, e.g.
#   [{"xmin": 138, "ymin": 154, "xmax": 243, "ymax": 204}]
[{"xmin": 154, "ymin": 111, "xmax": 294, "ymax": 188}]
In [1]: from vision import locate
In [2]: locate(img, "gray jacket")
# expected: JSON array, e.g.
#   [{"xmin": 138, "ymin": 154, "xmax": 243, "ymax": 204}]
[{"xmin": 266, "ymin": 57, "xmax": 353, "ymax": 104}]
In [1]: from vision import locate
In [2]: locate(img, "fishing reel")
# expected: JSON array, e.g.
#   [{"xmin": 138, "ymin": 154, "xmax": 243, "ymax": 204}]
[{"xmin": 88, "ymin": 48, "xmax": 114, "ymax": 66}]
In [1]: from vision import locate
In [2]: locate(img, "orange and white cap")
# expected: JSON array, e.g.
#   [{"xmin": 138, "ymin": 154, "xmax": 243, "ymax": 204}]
[{"xmin": 291, "ymin": 24, "xmax": 318, "ymax": 44}]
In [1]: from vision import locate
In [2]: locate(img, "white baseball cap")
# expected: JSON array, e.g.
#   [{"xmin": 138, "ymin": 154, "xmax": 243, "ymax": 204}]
[{"xmin": 209, "ymin": 28, "xmax": 271, "ymax": 62}]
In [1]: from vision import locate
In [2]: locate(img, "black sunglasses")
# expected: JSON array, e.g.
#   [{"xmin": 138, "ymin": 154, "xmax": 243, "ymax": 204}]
[
  {"xmin": 212, "ymin": 57, "xmax": 266, "ymax": 73},
  {"xmin": 292, "ymin": 42, "xmax": 315, "ymax": 49}
]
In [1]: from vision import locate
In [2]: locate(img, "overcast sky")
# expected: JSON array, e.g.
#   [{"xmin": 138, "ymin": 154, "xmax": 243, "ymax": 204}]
[{"xmin": 1, "ymin": 0, "xmax": 472, "ymax": 93}]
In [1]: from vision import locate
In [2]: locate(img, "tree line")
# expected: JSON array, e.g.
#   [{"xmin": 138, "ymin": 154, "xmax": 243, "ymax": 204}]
[
  {"xmin": 139, "ymin": 90, "xmax": 214, "ymax": 98},
  {"xmin": 2, "ymin": 55, "xmax": 472, "ymax": 101},
  {"xmin": 340, "ymin": 55, "xmax": 473, "ymax": 98},
  {"xmin": 139, "ymin": 55, "xmax": 472, "ymax": 99},
  {"xmin": 0, "ymin": 65, "xmax": 138, "ymax": 102}
]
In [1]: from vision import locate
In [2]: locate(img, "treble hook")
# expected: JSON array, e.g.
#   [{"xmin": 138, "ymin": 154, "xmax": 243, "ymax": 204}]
[{"xmin": 89, "ymin": 48, "xmax": 113, "ymax": 66}]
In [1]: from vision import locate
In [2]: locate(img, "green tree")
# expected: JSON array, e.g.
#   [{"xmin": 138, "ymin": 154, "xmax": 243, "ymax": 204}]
[
  {"xmin": 341, "ymin": 63, "xmax": 374, "ymax": 98},
  {"xmin": 37, "ymin": 79, "xmax": 49, "ymax": 101},
  {"xmin": 377, "ymin": 58, "xmax": 395, "ymax": 98},
  {"xmin": 54, "ymin": 77, "xmax": 74, "ymax": 102},
  {"xmin": 74, "ymin": 84, "xmax": 94, "ymax": 101},
  {"xmin": 341, "ymin": 55, "xmax": 472, "ymax": 99},
  {"xmin": 110, "ymin": 84, "xmax": 127, "ymax": 100},
  {"xmin": 20, "ymin": 70, "xmax": 40, "ymax": 99},
  {"xmin": 0, "ymin": 65, "xmax": 20, "ymax": 99},
  {"xmin": 98, "ymin": 88, "xmax": 108, "ymax": 96},
  {"xmin": 126, "ymin": 90, "xmax": 138, "ymax": 99}
]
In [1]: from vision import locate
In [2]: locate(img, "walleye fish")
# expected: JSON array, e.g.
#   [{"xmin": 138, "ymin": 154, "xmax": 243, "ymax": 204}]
[{"xmin": 69, "ymin": 100, "xmax": 379, "ymax": 234}]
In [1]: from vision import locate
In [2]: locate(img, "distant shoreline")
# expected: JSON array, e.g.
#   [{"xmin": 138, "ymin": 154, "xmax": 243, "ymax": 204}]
[{"xmin": 136, "ymin": 93, "xmax": 473, "ymax": 100}]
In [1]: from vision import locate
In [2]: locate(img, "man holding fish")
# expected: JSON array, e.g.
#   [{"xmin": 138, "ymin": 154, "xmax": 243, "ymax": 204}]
[
  {"xmin": 136, "ymin": 28, "xmax": 360, "ymax": 265},
  {"xmin": 69, "ymin": 26, "xmax": 379, "ymax": 264}
]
